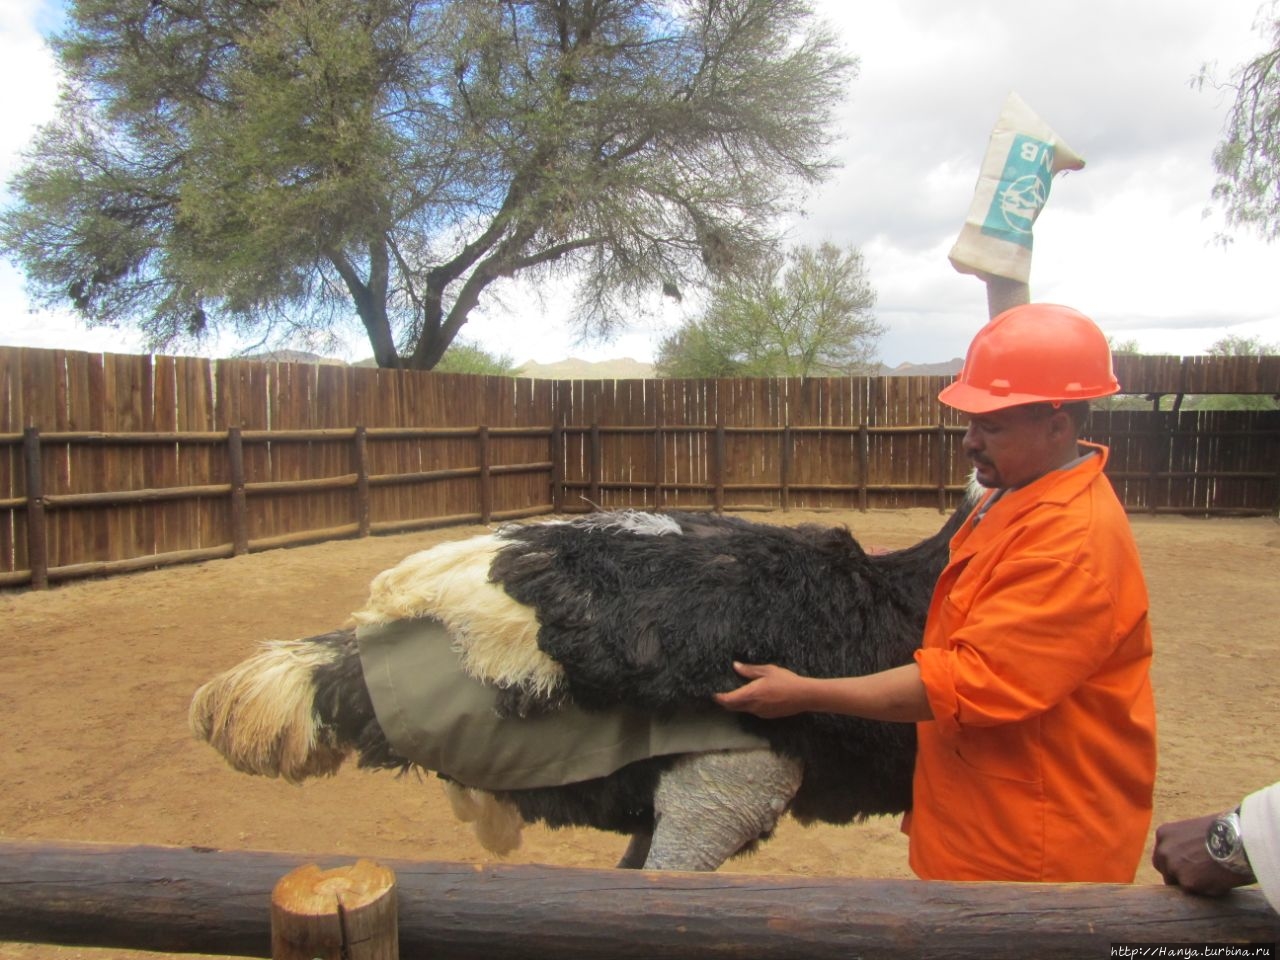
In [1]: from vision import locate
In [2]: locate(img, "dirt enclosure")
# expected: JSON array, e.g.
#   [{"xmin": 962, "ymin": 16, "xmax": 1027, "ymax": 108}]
[{"xmin": 2, "ymin": 506, "xmax": 1279, "ymax": 960}]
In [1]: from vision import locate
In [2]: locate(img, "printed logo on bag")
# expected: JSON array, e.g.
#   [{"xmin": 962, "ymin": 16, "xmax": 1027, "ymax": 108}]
[{"xmin": 981, "ymin": 135, "xmax": 1055, "ymax": 248}]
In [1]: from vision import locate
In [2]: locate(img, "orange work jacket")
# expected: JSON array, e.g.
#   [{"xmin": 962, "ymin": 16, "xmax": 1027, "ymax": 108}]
[{"xmin": 909, "ymin": 444, "xmax": 1156, "ymax": 881}]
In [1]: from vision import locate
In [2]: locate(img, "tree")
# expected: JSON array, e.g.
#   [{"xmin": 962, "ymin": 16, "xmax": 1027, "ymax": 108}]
[
  {"xmin": 1188, "ymin": 334, "xmax": 1279, "ymax": 411},
  {"xmin": 1206, "ymin": 333, "xmax": 1279, "ymax": 357},
  {"xmin": 430, "ymin": 339, "xmax": 520, "ymax": 376},
  {"xmin": 0, "ymin": 0, "xmax": 854, "ymax": 369},
  {"xmin": 654, "ymin": 242, "xmax": 881, "ymax": 378},
  {"xmin": 1107, "ymin": 336, "xmax": 1142, "ymax": 355},
  {"xmin": 1200, "ymin": 2, "xmax": 1280, "ymax": 241}
]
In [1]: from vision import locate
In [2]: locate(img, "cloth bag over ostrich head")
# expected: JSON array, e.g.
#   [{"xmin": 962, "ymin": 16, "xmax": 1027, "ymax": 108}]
[{"xmin": 948, "ymin": 92, "xmax": 1085, "ymax": 286}]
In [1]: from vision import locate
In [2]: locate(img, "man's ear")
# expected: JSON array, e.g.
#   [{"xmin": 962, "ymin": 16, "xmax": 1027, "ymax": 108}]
[{"xmin": 1047, "ymin": 407, "xmax": 1077, "ymax": 441}]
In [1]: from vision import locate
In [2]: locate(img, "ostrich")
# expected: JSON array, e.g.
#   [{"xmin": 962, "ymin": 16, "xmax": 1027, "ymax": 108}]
[{"xmin": 191, "ymin": 492, "xmax": 979, "ymax": 871}]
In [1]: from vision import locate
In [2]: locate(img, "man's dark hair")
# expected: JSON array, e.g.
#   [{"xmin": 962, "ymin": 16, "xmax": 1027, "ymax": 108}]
[{"xmin": 1026, "ymin": 401, "xmax": 1091, "ymax": 432}]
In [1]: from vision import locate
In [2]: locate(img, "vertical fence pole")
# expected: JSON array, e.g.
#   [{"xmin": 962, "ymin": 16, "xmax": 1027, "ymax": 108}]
[
  {"xmin": 478, "ymin": 425, "xmax": 491, "ymax": 524},
  {"xmin": 780, "ymin": 424, "xmax": 792, "ymax": 512},
  {"xmin": 589, "ymin": 423, "xmax": 600, "ymax": 510},
  {"xmin": 1147, "ymin": 411, "xmax": 1167, "ymax": 515},
  {"xmin": 354, "ymin": 426, "xmax": 370, "ymax": 538},
  {"xmin": 652, "ymin": 399, "xmax": 664, "ymax": 511},
  {"xmin": 937, "ymin": 422, "xmax": 947, "ymax": 512},
  {"xmin": 23, "ymin": 427, "xmax": 47, "ymax": 590},
  {"xmin": 1272, "ymin": 419, "xmax": 1280, "ymax": 516},
  {"xmin": 857, "ymin": 423, "xmax": 869, "ymax": 512},
  {"xmin": 228, "ymin": 427, "xmax": 248, "ymax": 556},
  {"xmin": 713, "ymin": 421, "xmax": 725, "ymax": 514},
  {"xmin": 551, "ymin": 421, "xmax": 564, "ymax": 514}
]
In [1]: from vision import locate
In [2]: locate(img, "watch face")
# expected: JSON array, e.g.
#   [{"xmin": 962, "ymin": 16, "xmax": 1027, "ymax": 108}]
[{"xmin": 1208, "ymin": 818, "xmax": 1238, "ymax": 859}]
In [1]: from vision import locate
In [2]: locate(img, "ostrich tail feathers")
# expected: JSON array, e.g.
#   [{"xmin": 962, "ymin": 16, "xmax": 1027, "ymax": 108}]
[{"xmin": 190, "ymin": 639, "xmax": 349, "ymax": 783}]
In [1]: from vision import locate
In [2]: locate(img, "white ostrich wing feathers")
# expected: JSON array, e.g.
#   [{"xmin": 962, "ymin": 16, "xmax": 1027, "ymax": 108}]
[{"xmin": 352, "ymin": 533, "xmax": 563, "ymax": 698}]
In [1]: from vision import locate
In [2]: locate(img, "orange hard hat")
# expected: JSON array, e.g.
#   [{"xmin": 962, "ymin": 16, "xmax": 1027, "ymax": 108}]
[{"xmin": 938, "ymin": 303, "xmax": 1120, "ymax": 414}]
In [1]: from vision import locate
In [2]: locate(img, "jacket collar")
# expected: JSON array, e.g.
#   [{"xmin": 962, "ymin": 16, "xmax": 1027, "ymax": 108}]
[{"xmin": 952, "ymin": 442, "xmax": 1110, "ymax": 556}]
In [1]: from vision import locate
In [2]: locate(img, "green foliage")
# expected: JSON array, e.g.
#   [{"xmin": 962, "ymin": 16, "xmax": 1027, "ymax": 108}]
[
  {"xmin": 1107, "ymin": 336, "xmax": 1142, "ymax": 355},
  {"xmin": 1186, "ymin": 393, "xmax": 1278, "ymax": 410},
  {"xmin": 1206, "ymin": 333, "xmax": 1279, "ymax": 356},
  {"xmin": 655, "ymin": 242, "xmax": 881, "ymax": 378},
  {"xmin": 1200, "ymin": 2, "xmax": 1280, "ymax": 241},
  {"xmin": 1, "ymin": 0, "xmax": 856, "ymax": 368},
  {"xmin": 1197, "ymin": 334, "xmax": 1280, "ymax": 409},
  {"xmin": 432, "ymin": 340, "xmax": 521, "ymax": 376}
]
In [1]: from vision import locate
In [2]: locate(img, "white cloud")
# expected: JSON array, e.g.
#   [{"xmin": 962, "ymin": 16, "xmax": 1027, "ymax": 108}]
[
  {"xmin": 1, "ymin": 0, "xmax": 1278, "ymax": 365},
  {"xmin": 0, "ymin": 0, "xmax": 60, "ymax": 181},
  {"xmin": 793, "ymin": 0, "xmax": 1280, "ymax": 363}
]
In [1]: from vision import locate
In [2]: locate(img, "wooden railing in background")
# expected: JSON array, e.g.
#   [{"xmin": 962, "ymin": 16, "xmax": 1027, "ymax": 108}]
[
  {"xmin": 4, "ymin": 424, "xmax": 553, "ymax": 588},
  {"xmin": 1, "ymin": 346, "xmax": 1277, "ymax": 589},
  {"xmin": 558, "ymin": 422, "xmax": 968, "ymax": 515},
  {"xmin": 5, "ymin": 410, "xmax": 1277, "ymax": 590},
  {"xmin": 1111, "ymin": 351, "xmax": 1280, "ymax": 395}
]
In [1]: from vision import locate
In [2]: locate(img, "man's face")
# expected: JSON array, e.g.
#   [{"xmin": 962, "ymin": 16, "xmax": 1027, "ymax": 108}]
[{"xmin": 962, "ymin": 404, "xmax": 1065, "ymax": 490}]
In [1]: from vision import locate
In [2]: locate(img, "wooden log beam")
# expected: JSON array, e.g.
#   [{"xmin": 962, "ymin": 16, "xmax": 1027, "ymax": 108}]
[
  {"xmin": 45, "ymin": 543, "xmax": 236, "ymax": 582},
  {"xmin": 1, "ymin": 839, "xmax": 1277, "ymax": 960},
  {"xmin": 42, "ymin": 482, "xmax": 234, "ymax": 508}
]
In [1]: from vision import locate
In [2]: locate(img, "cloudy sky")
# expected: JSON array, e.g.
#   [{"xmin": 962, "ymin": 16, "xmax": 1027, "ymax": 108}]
[{"xmin": 1, "ymin": 0, "xmax": 1278, "ymax": 366}]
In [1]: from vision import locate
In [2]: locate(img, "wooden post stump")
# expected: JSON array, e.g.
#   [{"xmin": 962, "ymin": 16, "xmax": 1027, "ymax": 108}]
[{"xmin": 270, "ymin": 859, "xmax": 398, "ymax": 960}]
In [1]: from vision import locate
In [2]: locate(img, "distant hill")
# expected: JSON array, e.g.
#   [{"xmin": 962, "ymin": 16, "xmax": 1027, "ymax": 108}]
[
  {"xmin": 331, "ymin": 355, "xmax": 658, "ymax": 376},
  {"xmin": 876, "ymin": 358, "xmax": 964, "ymax": 377},
  {"xmin": 516, "ymin": 357, "xmax": 656, "ymax": 379},
  {"xmin": 517, "ymin": 357, "xmax": 960, "ymax": 379},
  {"xmin": 251, "ymin": 352, "xmax": 959, "ymax": 379},
  {"xmin": 240, "ymin": 349, "xmax": 347, "ymax": 365}
]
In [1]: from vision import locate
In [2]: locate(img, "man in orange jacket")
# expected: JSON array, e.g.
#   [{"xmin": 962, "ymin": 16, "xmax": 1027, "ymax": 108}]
[{"xmin": 715, "ymin": 303, "xmax": 1157, "ymax": 882}]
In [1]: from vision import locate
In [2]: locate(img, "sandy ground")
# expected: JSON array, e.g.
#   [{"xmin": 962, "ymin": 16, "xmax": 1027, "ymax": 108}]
[{"xmin": 2, "ymin": 506, "xmax": 1278, "ymax": 959}]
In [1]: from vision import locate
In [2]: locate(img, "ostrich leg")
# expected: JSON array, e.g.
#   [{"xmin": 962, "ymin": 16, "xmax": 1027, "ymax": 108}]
[{"xmin": 641, "ymin": 749, "xmax": 803, "ymax": 871}]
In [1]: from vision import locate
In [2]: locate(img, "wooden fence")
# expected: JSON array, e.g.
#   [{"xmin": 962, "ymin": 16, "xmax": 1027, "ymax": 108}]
[
  {"xmin": 1, "ymin": 347, "xmax": 1277, "ymax": 589},
  {"xmin": 3, "ymin": 839, "xmax": 1277, "ymax": 959}
]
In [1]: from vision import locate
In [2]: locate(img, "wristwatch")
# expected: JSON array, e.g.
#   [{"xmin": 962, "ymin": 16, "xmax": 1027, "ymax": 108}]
[{"xmin": 1206, "ymin": 807, "xmax": 1255, "ymax": 877}]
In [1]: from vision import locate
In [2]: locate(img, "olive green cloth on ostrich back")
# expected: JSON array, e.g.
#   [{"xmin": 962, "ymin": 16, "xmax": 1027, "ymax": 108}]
[{"xmin": 356, "ymin": 618, "xmax": 769, "ymax": 791}]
